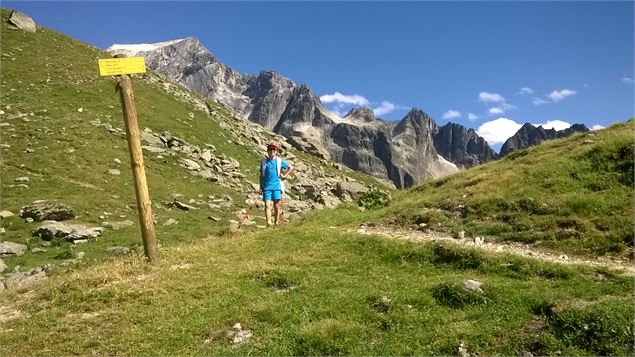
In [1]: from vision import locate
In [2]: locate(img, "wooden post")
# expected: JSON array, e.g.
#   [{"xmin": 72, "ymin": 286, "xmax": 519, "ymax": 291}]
[{"xmin": 115, "ymin": 55, "xmax": 158, "ymax": 264}]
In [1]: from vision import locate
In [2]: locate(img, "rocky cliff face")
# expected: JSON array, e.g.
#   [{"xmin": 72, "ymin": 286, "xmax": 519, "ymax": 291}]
[
  {"xmin": 433, "ymin": 123, "xmax": 498, "ymax": 168},
  {"xmin": 500, "ymin": 123, "xmax": 589, "ymax": 156},
  {"xmin": 107, "ymin": 38, "xmax": 464, "ymax": 188}
]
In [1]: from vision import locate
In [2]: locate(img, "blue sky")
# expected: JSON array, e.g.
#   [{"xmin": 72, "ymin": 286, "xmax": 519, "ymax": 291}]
[{"xmin": 4, "ymin": 1, "xmax": 634, "ymax": 149}]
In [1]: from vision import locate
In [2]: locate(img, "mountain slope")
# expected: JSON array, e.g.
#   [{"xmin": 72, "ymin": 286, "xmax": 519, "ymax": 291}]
[
  {"xmin": 1, "ymin": 9, "xmax": 633, "ymax": 356},
  {"xmin": 0, "ymin": 8, "xmax": 386, "ymax": 273},
  {"xmin": 107, "ymin": 38, "xmax": 465, "ymax": 188},
  {"xmin": 385, "ymin": 120, "xmax": 634, "ymax": 256}
]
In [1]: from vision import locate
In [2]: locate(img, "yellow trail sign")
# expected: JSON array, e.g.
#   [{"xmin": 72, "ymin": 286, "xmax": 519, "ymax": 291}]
[{"xmin": 98, "ymin": 57, "xmax": 146, "ymax": 76}]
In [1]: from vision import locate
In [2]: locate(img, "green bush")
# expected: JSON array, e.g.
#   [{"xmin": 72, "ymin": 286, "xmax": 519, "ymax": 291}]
[
  {"xmin": 357, "ymin": 188, "xmax": 391, "ymax": 210},
  {"xmin": 431, "ymin": 282, "xmax": 488, "ymax": 308},
  {"xmin": 53, "ymin": 250, "xmax": 73, "ymax": 260},
  {"xmin": 431, "ymin": 244, "xmax": 484, "ymax": 270},
  {"xmin": 542, "ymin": 298, "xmax": 634, "ymax": 355},
  {"xmin": 255, "ymin": 271, "xmax": 294, "ymax": 290},
  {"xmin": 581, "ymin": 140, "xmax": 634, "ymax": 187}
]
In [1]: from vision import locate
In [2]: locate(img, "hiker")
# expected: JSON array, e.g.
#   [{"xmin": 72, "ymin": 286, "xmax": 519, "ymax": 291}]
[{"xmin": 259, "ymin": 142, "xmax": 294, "ymax": 227}]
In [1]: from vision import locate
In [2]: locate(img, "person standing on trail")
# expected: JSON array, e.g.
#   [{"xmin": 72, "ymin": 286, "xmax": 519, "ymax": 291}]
[{"xmin": 260, "ymin": 142, "xmax": 294, "ymax": 227}]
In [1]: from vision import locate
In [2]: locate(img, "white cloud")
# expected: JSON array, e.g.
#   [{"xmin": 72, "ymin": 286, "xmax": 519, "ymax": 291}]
[
  {"xmin": 622, "ymin": 77, "xmax": 634, "ymax": 85},
  {"xmin": 591, "ymin": 124, "xmax": 605, "ymax": 131},
  {"xmin": 532, "ymin": 97, "xmax": 549, "ymax": 106},
  {"xmin": 547, "ymin": 89, "xmax": 577, "ymax": 102},
  {"xmin": 535, "ymin": 120, "xmax": 571, "ymax": 131},
  {"xmin": 488, "ymin": 102, "xmax": 516, "ymax": 115},
  {"xmin": 467, "ymin": 113, "xmax": 478, "ymax": 121},
  {"xmin": 442, "ymin": 109, "xmax": 461, "ymax": 120},
  {"xmin": 373, "ymin": 101, "xmax": 396, "ymax": 116},
  {"xmin": 319, "ymin": 92, "xmax": 369, "ymax": 106},
  {"xmin": 518, "ymin": 87, "xmax": 534, "ymax": 95},
  {"xmin": 476, "ymin": 118, "xmax": 575, "ymax": 145},
  {"xmin": 478, "ymin": 92, "xmax": 506, "ymax": 103},
  {"xmin": 476, "ymin": 118, "xmax": 523, "ymax": 145}
]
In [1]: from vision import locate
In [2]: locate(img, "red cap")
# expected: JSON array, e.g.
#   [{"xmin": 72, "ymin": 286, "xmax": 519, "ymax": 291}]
[{"xmin": 267, "ymin": 142, "xmax": 279, "ymax": 150}]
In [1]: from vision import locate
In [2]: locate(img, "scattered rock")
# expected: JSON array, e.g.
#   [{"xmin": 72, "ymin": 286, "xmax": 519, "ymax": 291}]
[
  {"xmin": 163, "ymin": 218, "xmax": 178, "ymax": 226},
  {"xmin": 33, "ymin": 220, "xmax": 103, "ymax": 241},
  {"xmin": 0, "ymin": 210, "xmax": 14, "ymax": 219},
  {"xmin": 102, "ymin": 220, "xmax": 134, "ymax": 230},
  {"xmin": 463, "ymin": 279, "xmax": 484, "ymax": 293},
  {"xmin": 8, "ymin": 10, "xmax": 36, "ymax": 33},
  {"xmin": 229, "ymin": 322, "xmax": 253, "ymax": 347},
  {"xmin": 0, "ymin": 258, "xmax": 6, "ymax": 273},
  {"xmin": 172, "ymin": 200, "xmax": 197, "ymax": 211},
  {"xmin": 105, "ymin": 246, "xmax": 130, "ymax": 255},
  {"xmin": 335, "ymin": 181, "xmax": 368, "ymax": 199},
  {"xmin": 20, "ymin": 201, "xmax": 75, "ymax": 221},
  {"xmin": 3, "ymin": 271, "xmax": 47, "ymax": 289},
  {"xmin": 108, "ymin": 169, "xmax": 121, "ymax": 176},
  {"xmin": 14, "ymin": 177, "xmax": 29, "ymax": 183},
  {"xmin": 0, "ymin": 241, "xmax": 27, "ymax": 256}
]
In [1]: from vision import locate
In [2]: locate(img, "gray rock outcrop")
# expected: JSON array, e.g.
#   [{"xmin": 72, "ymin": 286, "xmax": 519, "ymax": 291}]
[
  {"xmin": 107, "ymin": 38, "xmax": 459, "ymax": 188},
  {"xmin": 434, "ymin": 122, "xmax": 497, "ymax": 168},
  {"xmin": 0, "ymin": 241, "xmax": 27, "ymax": 256},
  {"xmin": 20, "ymin": 201, "xmax": 75, "ymax": 221},
  {"xmin": 33, "ymin": 221, "xmax": 104, "ymax": 241},
  {"xmin": 8, "ymin": 10, "xmax": 36, "ymax": 33}
]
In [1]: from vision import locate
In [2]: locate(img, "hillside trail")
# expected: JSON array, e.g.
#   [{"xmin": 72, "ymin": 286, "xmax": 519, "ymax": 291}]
[{"xmin": 352, "ymin": 225, "xmax": 635, "ymax": 276}]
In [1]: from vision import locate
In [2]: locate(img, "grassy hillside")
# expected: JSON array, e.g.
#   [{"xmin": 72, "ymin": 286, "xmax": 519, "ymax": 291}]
[
  {"xmin": 1, "ymin": 208, "xmax": 633, "ymax": 355},
  {"xmin": 1, "ymin": 8, "xmax": 633, "ymax": 356},
  {"xmin": 384, "ymin": 121, "xmax": 634, "ymax": 257},
  {"xmin": 0, "ymin": 8, "xmax": 384, "ymax": 272}
]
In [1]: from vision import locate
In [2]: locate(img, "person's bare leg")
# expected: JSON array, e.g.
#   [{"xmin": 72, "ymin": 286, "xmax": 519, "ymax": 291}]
[
  {"xmin": 273, "ymin": 200, "xmax": 281, "ymax": 226},
  {"xmin": 265, "ymin": 200, "xmax": 273, "ymax": 227}
]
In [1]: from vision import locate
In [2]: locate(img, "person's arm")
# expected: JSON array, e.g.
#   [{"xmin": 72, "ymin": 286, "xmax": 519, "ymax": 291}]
[
  {"xmin": 281, "ymin": 165, "xmax": 294, "ymax": 179},
  {"xmin": 259, "ymin": 162, "xmax": 264, "ymax": 192}
]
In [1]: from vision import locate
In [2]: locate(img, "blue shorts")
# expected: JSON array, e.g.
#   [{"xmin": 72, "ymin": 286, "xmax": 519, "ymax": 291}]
[{"xmin": 263, "ymin": 190, "xmax": 282, "ymax": 201}]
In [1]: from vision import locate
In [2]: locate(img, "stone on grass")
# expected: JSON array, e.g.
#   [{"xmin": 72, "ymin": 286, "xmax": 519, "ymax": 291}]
[
  {"xmin": 20, "ymin": 201, "xmax": 75, "ymax": 221},
  {"xmin": 0, "ymin": 241, "xmax": 27, "ymax": 256}
]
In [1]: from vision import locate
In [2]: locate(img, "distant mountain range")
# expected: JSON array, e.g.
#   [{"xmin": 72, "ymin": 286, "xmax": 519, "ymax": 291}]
[
  {"xmin": 500, "ymin": 123, "xmax": 589, "ymax": 156},
  {"xmin": 107, "ymin": 37, "xmax": 587, "ymax": 188}
]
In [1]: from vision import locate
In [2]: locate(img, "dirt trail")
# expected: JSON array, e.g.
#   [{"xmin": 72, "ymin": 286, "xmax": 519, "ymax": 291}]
[{"xmin": 354, "ymin": 226, "xmax": 635, "ymax": 276}]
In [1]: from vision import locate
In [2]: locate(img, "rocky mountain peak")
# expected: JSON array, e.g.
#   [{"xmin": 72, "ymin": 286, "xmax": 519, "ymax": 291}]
[
  {"xmin": 394, "ymin": 108, "xmax": 435, "ymax": 137},
  {"xmin": 402, "ymin": 107, "xmax": 433, "ymax": 122},
  {"xmin": 433, "ymin": 122, "xmax": 497, "ymax": 169},
  {"xmin": 344, "ymin": 106, "xmax": 376, "ymax": 123},
  {"xmin": 112, "ymin": 40, "xmax": 466, "ymax": 188}
]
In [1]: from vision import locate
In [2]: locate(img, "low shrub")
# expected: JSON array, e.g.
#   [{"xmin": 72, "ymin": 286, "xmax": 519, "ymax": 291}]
[
  {"xmin": 431, "ymin": 282, "xmax": 488, "ymax": 308},
  {"xmin": 542, "ymin": 298, "xmax": 634, "ymax": 355},
  {"xmin": 357, "ymin": 188, "xmax": 391, "ymax": 210},
  {"xmin": 431, "ymin": 244, "xmax": 484, "ymax": 270}
]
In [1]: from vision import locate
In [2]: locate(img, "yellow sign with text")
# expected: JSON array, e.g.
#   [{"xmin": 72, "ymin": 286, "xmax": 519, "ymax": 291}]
[{"xmin": 98, "ymin": 57, "xmax": 146, "ymax": 76}]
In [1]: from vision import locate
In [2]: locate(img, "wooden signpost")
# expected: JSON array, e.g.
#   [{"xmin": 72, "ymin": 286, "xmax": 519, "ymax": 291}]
[{"xmin": 98, "ymin": 55, "xmax": 158, "ymax": 264}]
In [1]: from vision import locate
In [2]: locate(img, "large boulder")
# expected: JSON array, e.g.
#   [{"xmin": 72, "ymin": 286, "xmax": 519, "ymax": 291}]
[
  {"xmin": 0, "ymin": 241, "xmax": 27, "ymax": 256},
  {"xmin": 8, "ymin": 10, "xmax": 36, "ymax": 33},
  {"xmin": 33, "ymin": 221, "xmax": 103, "ymax": 241},
  {"xmin": 20, "ymin": 201, "xmax": 75, "ymax": 221},
  {"xmin": 335, "ymin": 181, "xmax": 368, "ymax": 199}
]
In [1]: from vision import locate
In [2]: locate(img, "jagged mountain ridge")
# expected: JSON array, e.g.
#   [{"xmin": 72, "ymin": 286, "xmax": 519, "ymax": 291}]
[
  {"xmin": 107, "ymin": 37, "xmax": 469, "ymax": 188},
  {"xmin": 433, "ymin": 122, "xmax": 498, "ymax": 169},
  {"xmin": 500, "ymin": 123, "xmax": 590, "ymax": 156}
]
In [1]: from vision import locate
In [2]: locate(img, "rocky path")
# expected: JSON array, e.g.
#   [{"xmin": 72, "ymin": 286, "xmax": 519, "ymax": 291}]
[{"xmin": 354, "ymin": 225, "xmax": 635, "ymax": 276}]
